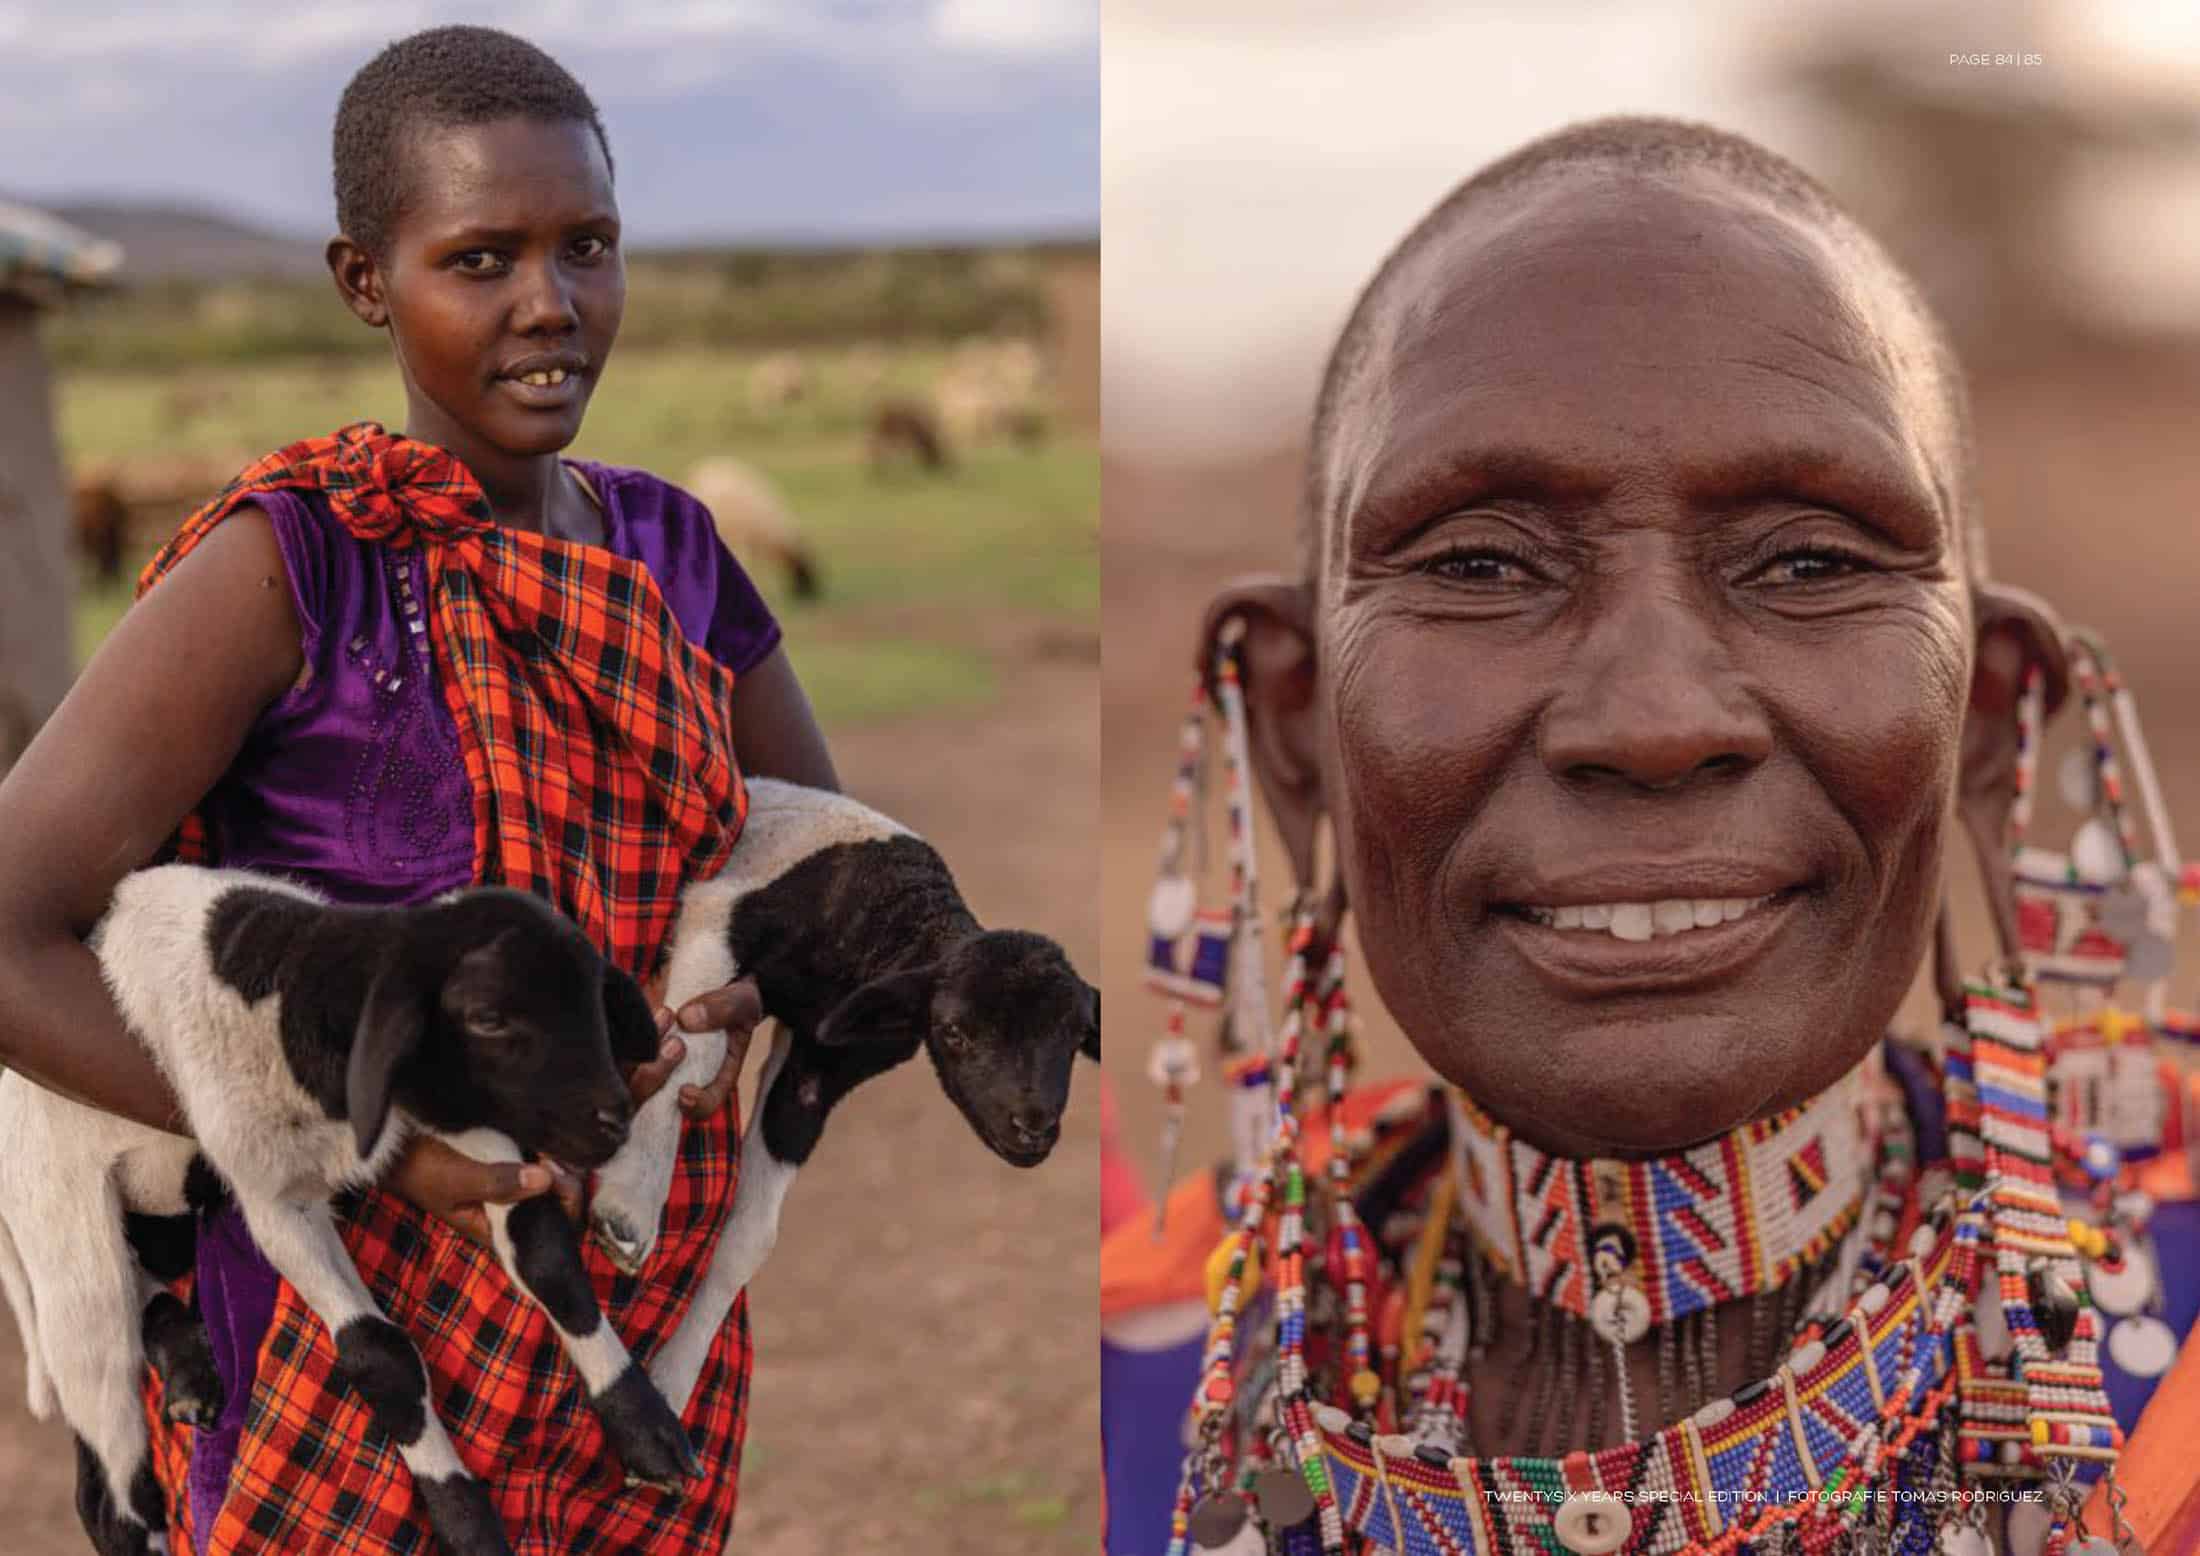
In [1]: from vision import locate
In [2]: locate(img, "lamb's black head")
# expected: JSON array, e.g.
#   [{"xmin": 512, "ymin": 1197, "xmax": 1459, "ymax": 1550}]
[
  {"xmin": 816, "ymin": 928, "xmax": 1098, "ymax": 1168},
  {"xmin": 350, "ymin": 889, "xmax": 661, "ymax": 1167}
]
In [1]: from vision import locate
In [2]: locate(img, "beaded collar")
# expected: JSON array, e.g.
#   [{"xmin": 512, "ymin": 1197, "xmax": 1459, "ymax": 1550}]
[
  {"xmin": 1309, "ymin": 1202, "xmax": 1976, "ymax": 1555},
  {"xmin": 1447, "ymin": 1069, "xmax": 1874, "ymax": 1329}
]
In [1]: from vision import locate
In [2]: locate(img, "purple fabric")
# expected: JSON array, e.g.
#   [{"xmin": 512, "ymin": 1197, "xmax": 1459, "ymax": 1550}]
[{"xmin": 185, "ymin": 460, "xmax": 779, "ymax": 1550}]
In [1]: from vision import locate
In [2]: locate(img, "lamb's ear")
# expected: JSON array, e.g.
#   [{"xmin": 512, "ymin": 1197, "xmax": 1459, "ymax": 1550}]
[
  {"xmin": 348, "ymin": 962, "xmax": 428, "ymax": 1159},
  {"xmin": 1078, "ymin": 979, "xmax": 1100, "ymax": 1061},
  {"xmin": 815, "ymin": 965, "xmax": 937, "ymax": 1048},
  {"xmin": 601, "ymin": 965, "xmax": 663, "ymax": 1068}
]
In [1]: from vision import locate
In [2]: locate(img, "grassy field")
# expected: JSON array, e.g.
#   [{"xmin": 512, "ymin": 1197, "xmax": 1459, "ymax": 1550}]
[{"xmin": 59, "ymin": 341, "xmax": 1097, "ymax": 727}]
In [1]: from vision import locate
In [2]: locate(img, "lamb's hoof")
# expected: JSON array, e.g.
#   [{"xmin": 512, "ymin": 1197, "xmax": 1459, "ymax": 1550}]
[
  {"xmin": 595, "ymin": 1365, "xmax": 699, "ymax": 1493},
  {"xmin": 589, "ymin": 1209, "xmax": 651, "ymax": 1275}
]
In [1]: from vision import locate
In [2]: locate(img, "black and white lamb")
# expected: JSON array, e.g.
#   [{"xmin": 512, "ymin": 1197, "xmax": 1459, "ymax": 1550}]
[
  {"xmin": 0, "ymin": 869, "xmax": 695, "ymax": 1556},
  {"xmin": 585, "ymin": 778, "xmax": 1099, "ymax": 1416}
]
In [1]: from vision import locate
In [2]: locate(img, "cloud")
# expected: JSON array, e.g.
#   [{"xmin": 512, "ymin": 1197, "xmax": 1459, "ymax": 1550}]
[
  {"xmin": 0, "ymin": 0, "xmax": 1094, "ymax": 238},
  {"xmin": 932, "ymin": 0, "xmax": 1096, "ymax": 56}
]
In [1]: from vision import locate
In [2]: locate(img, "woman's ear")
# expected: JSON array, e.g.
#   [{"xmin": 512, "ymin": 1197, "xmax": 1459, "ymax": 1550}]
[
  {"xmin": 1199, "ymin": 575, "xmax": 1324, "ymax": 887},
  {"xmin": 1956, "ymin": 580, "xmax": 2069, "ymax": 956},
  {"xmin": 327, "ymin": 235, "xmax": 390, "ymax": 329}
]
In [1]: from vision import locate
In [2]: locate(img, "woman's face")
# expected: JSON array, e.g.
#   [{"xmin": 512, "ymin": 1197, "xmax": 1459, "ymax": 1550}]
[
  {"xmin": 1317, "ymin": 172, "xmax": 1973, "ymax": 1157},
  {"xmin": 375, "ymin": 116, "xmax": 624, "ymax": 468}
]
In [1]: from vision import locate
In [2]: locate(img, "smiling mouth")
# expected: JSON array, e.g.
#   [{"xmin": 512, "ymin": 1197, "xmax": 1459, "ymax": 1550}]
[
  {"xmin": 1493, "ymin": 885, "xmax": 1808, "ymax": 994},
  {"xmin": 497, "ymin": 365, "xmax": 587, "ymax": 408},
  {"xmin": 1504, "ymin": 893, "xmax": 1780, "ymax": 942}
]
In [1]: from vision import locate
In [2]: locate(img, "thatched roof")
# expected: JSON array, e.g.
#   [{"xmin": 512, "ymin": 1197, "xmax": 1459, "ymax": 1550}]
[{"xmin": 0, "ymin": 199, "xmax": 123, "ymax": 306}]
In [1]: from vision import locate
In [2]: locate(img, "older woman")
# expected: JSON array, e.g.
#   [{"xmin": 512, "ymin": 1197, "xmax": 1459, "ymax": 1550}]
[{"xmin": 1115, "ymin": 118, "xmax": 2195, "ymax": 1556}]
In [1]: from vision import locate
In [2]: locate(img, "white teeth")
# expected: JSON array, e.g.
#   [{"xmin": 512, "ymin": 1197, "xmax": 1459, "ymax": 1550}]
[
  {"xmin": 516, "ymin": 368, "xmax": 570, "ymax": 386},
  {"xmin": 1523, "ymin": 894, "xmax": 1778, "ymax": 941}
]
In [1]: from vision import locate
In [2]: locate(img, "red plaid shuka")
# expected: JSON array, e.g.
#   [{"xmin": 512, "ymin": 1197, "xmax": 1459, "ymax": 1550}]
[{"xmin": 134, "ymin": 423, "xmax": 754, "ymax": 1552}]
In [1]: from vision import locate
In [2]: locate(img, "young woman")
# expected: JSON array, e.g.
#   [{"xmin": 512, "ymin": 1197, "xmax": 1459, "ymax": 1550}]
[
  {"xmin": 0, "ymin": 26, "xmax": 831, "ymax": 1553},
  {"xmin": 1111, "ymin": 118, "xmax": 2197, "ymax": 1553}
]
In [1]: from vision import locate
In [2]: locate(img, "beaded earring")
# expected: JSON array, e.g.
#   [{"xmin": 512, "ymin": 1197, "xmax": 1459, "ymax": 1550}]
[
  {"xmin": 1938, "ymin": 632, "xmax": 2135, "ymax": 1551},
  {"xmin": 2008, "ymin": 629, "xmax": 2193, "ymax": 1396}
]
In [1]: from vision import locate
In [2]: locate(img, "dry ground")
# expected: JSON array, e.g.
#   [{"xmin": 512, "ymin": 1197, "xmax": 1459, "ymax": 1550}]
[{"xmin": 0, "ymin": 632, "xmax": 1100, "ymax": 1554}]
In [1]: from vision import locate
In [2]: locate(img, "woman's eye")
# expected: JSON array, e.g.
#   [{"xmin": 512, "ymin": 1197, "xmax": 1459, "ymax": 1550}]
[
  {"xmin": 1420, "ymin": 549, "xmax": 1535, "ymax": 586},
  {"xmin": 572, "ymin": 235, "xmax": 612, "ymax": 262},
  {"xmin": 1752, "ymin": 546, "xmax": 1874, "ymax": 587},
  {"xmin": 452, "ymin": 250, "xmax": 507, "ymax": 276}
]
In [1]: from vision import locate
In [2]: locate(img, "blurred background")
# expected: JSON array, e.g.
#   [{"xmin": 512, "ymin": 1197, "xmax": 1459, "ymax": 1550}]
[
  {"xmin": 0, "ymin": 4, "xmax": 1095, "ymax": 1553},
  {"xmin": 1102, "ymin": 0, "xmax": 2200, "ymax": 1217}
]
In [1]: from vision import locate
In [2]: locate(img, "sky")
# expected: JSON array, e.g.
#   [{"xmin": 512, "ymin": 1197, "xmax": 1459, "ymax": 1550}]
[{"xmin": 0, "ymin": 0, "xmax": 1097, "ymax": 245}]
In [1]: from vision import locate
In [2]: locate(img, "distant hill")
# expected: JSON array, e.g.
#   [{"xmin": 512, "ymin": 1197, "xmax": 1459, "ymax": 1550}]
[{"xmin": 20, "ymin": 201, "xmax": 322, "ymax": 285}]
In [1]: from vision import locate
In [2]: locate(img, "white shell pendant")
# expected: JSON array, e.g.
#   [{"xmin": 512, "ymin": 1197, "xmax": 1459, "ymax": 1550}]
[
  {"xmin": 1589, "ymin": 1285, "xmax": 1650, "ymax": 1346},
  {"xmin": 1148, "ymin": 873, "xmax": 1199, "ymax": 940},
  {"xmin": 2059, "ymin": 745, "xmax": 2101, "ymax": 810},
  {"xmin": 2071, "ymin": 817, "xmax": 2125, "ymax": 883},
  {"xmin": 2108, "ymin": 1313, "xmax": 2177, "ymax": 1378},
  {"xmin": 1973, "ymin": 1285, "xmax": 2013, "ymax": 1362},
  {"xmin": 2086, "ymin": 1240, "xmax": 2155, "ymax": 1317}
]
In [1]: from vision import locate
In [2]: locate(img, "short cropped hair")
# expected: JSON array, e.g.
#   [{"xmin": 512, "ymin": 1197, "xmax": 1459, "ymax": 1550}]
[
  {"xmin": 1304, "ymin": 116, "xmax": 1981, "ymax": 577},
  {"xmin": 333, "ymin": 25, "xmax": 614, "ymax": 257}
]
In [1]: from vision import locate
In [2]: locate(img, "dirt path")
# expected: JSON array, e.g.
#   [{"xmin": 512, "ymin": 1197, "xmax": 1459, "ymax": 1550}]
[{"xmin": 0, "ymin": 647, "xmax": 1099, "ymax": 1555}]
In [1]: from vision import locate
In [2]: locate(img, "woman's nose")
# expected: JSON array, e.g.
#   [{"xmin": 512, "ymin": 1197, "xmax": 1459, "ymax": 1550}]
[
  {"xmin": 1537, "ymin": 591, "xmax": 1772, "ymax": 792},
  {"xmin": 513, "ymin": 258, "xmax": 579, "ymax": 334}
]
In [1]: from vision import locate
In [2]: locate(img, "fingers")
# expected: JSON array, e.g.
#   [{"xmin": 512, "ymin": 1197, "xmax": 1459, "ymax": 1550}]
[
  {"xmin": 680, "ymin": 1021, "xmax": 754, "ymax": 1118},
  {"xmin": 676, "ymin": 978, "xmax": 763, "ymax": 1037},
  {"xmin": 545, "ymin": 1161, "xmax": 587, "ymax": 1224},
  {"xmin": 388, "ymin": 1137, "xmax": 553, "ymax": 1249},
  {"xmin": 625, "ymin": 1033, "xmax": 687, "ymax": 1106}
]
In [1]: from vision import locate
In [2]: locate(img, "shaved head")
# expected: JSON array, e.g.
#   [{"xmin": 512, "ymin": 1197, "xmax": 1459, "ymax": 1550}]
[{"xmin": 1304, "ymin": 116, "xmax": 1980, "ymax": 583}]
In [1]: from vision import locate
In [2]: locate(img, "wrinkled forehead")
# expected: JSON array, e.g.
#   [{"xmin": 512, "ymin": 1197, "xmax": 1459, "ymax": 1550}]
[{"xmin": 1317, "ymin": 169, "xmax": 1964, "ymax": 585}]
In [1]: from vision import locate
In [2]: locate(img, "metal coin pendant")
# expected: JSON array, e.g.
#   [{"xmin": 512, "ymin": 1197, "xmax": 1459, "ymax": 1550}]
[
  {"xmin": 2003, "ymin": 1496, "xmax": 2050, "ymax": 1556},
  {"xmin": 2108, "ymin": 1313, "xmax": 2177, "ymax": 1378},
  {"xmin": 1252, "ymin": 1465, "xmax": 1317, "ymax": 1527},
  {"xmin": 1148, "ymin": 873, "xmax": 1198, "ymax": 940},
  {"xmin": 1187, "ymin": 1492, "xmax": 1249, "ymax": 1549},
  {"xmin": 2072, "ymin": 817, "xmax": 2124, "ymax": 883},
  {"xmin": 2059, "ymin": 746, "xmax": 2101, "ymax": 810},
  {"xmin": 2096, "ymin": 883, "xmax": 2151, "ymax": 942},
  {"xmin": 2087, "ymin": 1240, "xmax": 2154, "ymax": 1317},
  {"xmin": 2123, "ymin": 930, "xmax": 2175, "ymax": 982},
  {"xmin": 1940, "ymin": 1527, "xmax": 1993, "ymax": 1556}
]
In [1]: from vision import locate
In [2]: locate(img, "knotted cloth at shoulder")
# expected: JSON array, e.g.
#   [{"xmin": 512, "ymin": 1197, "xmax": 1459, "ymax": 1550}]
[{"xmin": 139, "ymin": 421, "xmax": 747, "ymax": 976}]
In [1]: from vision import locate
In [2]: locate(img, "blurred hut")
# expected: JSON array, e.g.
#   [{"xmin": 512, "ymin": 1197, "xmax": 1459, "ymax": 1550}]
[
  {"xmin": 1766, "ymin": 9, "xmax": 2200, "ymax": 356},
  {"xmin": 0, "ymin": 202, "xmax": 121, "ymax": 774}
]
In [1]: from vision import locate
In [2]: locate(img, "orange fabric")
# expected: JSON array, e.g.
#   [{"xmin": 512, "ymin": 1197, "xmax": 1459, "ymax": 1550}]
[
  {"xmin": 2084, "ymin": 1310, "xmax": 2200, "ymax": 1546},
  {"xmin": 1102, "ymin": 1168, "xmax": 1225, "ymax": 1317},
  {"xmin": 135, "ymin": 424, "xmax": 754, "ymax": 1552}
]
